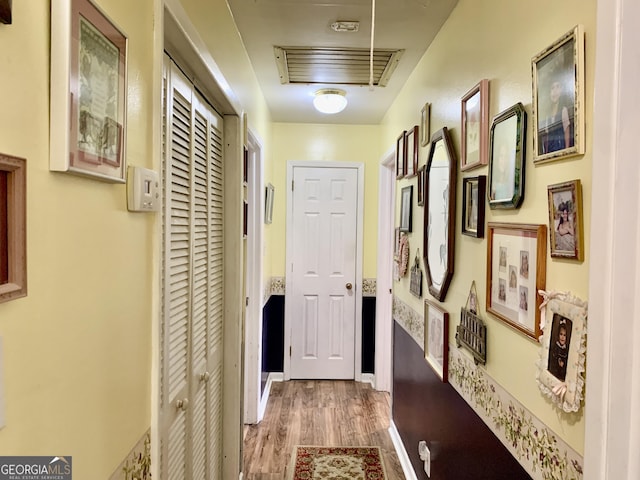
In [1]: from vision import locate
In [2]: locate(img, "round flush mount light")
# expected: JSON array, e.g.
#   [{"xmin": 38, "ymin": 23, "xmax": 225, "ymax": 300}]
[{"xmin": 313, "ymin": 89, "xmax": 348, "ymax": 114}]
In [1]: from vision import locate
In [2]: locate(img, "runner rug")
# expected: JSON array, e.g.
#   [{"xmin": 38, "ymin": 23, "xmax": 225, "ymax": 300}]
[{"xmin": 288, "ymin": 446, "xmax": 387, "ymax": 480}]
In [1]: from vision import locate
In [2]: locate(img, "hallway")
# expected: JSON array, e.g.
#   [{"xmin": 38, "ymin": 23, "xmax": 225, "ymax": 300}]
[{"xmin": 243, "ymin": 380, "xmax": 405, "ymax": 479}]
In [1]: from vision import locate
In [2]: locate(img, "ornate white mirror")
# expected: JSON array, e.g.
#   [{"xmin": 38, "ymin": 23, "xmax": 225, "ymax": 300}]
[{"xmin": 423, "ymin": 127, "xmax": 457, "ymax": 301}]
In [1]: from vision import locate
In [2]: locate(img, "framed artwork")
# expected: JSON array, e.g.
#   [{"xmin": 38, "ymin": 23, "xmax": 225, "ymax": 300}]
[
  {"xmin": 461, "ymin": 79, "xmax": 489, "ymax": 171},
  {"xmin": 420, "ymin": 103, "xmax": 431, "ymax": 147},
  {"xmin": 399, "ymin": 185, "xmax": 413, "ymax": 233},
  {"xmin": 396, "ymin": 130, "xmax": 407, "ymax": 179},
  {"xmin": 0, "ymin": 0, "xmax": 12, "ymax": 24},
  {"xmin": 404, "ymin": 126, "xmax": 419, "ymax": 178},
  {"xmin": 462, "ymin": 175, "xmax": 486, "ymax": 238},
  {"xmin": 243, "ymin": 146, "xmax": 249, "ymax": 185},
  {"xmin": 536, "ymin": 291, "xmax": 587, "ymax": 413},
  {"xmin": 423, "ymin": 128, "xmax": 457, "ymax": 302},
  {"xmin": 486, "ymin": 222, "xmax": 546, "ymax": 341},
  {"xmin": 547, "ymin": 179, "xmax": 583, "ymax": 260},
  {"xmin": 264, "ymin": 183, "xmax": 274, "ymax": 224},
  {"xmin": 488, "ymin": 103, "xmax": 527, "ymax": 209},
  {"xmin": 532, "ymin": 25, "xmax": 585, "ymax": 163},
  {"xmin": 416, "ymin": 165, "xmax": 426, "ymax": 207},
  {"xmin": 0, "ymin": 153, "xmax": 27, "ymax": 304},
  {"xmin": 393, "ymin": 227, "xmax": 401, "ymax": 259},
  {"xmin": 424, "ymin": 300, "xmax": 449, "ymax": 382},
  {"xmin": 243, "ymin": 200, "xmax": 248, "ymax": 238},
  {"xmin": 50, "ymin": 0, "xmax": 128, "ymax": 183}
]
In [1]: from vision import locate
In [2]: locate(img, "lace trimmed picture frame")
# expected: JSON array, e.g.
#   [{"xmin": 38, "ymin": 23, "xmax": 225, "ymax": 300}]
[{"xmin": 536, "ymin": 291, "xmax": 587, "ymax": 413}]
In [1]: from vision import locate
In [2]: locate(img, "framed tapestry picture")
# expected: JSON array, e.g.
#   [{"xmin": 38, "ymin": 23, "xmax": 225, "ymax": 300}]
[
  {"xmin": 488, "ymin": 103, "xmax": 526, "ymax": 210},
  {"xmin": 547, "ymin": 179, "xmax": 584, "ymax": 260},
  {"xmin": 486, "ymin": 222, "xmax": 546, "ymax": 340},
  {"xmin": 532, "ymin": 25, "xmax": 585, "ymax": 163},
  {"xmin": 460, "ymin": 79, "xmax": 489, "ymax": 171},
  {"xmin": 50, "ymin": 0, "xmax": 128, "ymax": 182},
  {"xmin": 424, "ymin": 300, "xmax": 449, "ymax": 382}
]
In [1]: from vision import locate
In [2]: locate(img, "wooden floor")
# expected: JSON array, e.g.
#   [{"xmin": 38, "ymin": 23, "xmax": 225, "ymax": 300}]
[{"xmin": 242, "ymin": 380, "xmax": 406, "ymax": 480}]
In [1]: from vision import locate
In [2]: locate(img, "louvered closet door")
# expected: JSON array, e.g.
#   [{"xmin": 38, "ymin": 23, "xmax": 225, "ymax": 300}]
[{"xmin": 160, "ymin": 56, "xmax": 224, "ymax": 480}]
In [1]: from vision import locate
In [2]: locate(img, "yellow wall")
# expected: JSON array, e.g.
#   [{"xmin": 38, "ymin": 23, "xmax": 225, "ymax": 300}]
[
  {"xmin": 384, "ymin": 0, "xmax": 595, "ymax": 453},
  {"xmin": 0, "ymin": 0, "xmax": 158, "ymax": 477},
  {"xmin": 270, "ymin": 123, "xmax": 383, "ymax": 279}
]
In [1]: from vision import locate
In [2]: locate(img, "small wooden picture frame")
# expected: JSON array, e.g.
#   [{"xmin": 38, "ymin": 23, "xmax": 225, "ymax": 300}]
[
  {"xmin": 547, "ymin": 179, "xmax": 584, "ymax": 260},
  {"xmin": 404, "ymin": 125, "xmax": 419, "ymax": 178},
  {"xmin": 396, "ymin": 131, "xmax": 407, "ymax": 179},
  {"xmin": 462, "ymin": 175, "xmax": 486, "ymax": 238},
  {"xmin": 399, "ymin": 185, "xmax": 413, "ymax": 233},
  {"xmin": 461, "ymin": 79, "xmax": 489, "ymax": 171}
]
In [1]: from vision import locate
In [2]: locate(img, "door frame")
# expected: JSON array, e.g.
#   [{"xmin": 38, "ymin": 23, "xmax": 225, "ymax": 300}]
[
  {"xmin": 374, "ymin": 148, "xmax": 396, "ymax": 392},
  {"xmin": 283, "ymin": 161, "xmax": 365, "ymax": 381},
  {"xmin": 243, "ymin": 129, "xmax": 265, "ymax": 424}
]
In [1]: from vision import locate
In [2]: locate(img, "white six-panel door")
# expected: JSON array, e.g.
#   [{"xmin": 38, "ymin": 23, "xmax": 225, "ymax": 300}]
[{"xmin": 288, "ymin": 165, "xmax": 359, "ymax": 379}]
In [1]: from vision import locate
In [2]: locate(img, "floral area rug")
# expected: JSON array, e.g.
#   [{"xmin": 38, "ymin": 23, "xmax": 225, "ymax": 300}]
[{"xmin": 288, "ymin": 446, "xmax": 387, "ymax": 480}]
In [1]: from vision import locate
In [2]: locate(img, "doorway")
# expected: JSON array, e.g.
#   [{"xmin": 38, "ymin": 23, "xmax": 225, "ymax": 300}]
[{"xmin": 283, "ymin": 161, "xmax": 365, "ymax": 380}]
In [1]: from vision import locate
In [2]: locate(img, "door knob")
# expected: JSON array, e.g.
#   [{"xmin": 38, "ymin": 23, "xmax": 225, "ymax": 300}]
[
  {"xmin": 176, "ymin": 398, "xmax": 189, "ymax": 412},
  {"xmin": 346, "ymin": 283, "xmax": 353, "ymax": 290},
  {"xmin": 200, "ymin": 371, "xmax": 210, "ymax": 383}
]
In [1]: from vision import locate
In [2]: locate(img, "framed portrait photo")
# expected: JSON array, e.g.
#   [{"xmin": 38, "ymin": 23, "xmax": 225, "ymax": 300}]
[
  {"xmin": 486, "ymin": 222, "xmax": 546, "ymax": 341},
  {"xmin": 399, "ymin": 185, "xmax": 413, "ymax": 233},
  {"xmin": 50, "ymin": 0, "xmax": 128, "ymax": 183},
  {"xmin": 488, "ymin": 103, "xmax": 527, "ymax": 209},
  {"xmin": 536, "ymin": 292, "xmax": 587, "ymax": 413},
  {"xmin": 420, "ymin": 103, "xmax": 431, "ymax": 147},
  {"xmin": 396, "ymin": 130, "xmax": 407, "ymax": 179},
  {"xmin": 532, "ymin": 25, "xmax": 585, "ymax": 163},
  {"xmin": 462, "ymin": 175, "xmax": 486, "ymax": 238},
  {"xmin": 404, "ymin": 125, "xmax": 419, "ymax": 178},
  {"xmin": 424, "ymin": 300, "xmax": 449, "ymax": 382},
  {"xmin": 461, "ymin": 79, "xmax": 489, "ymax": 171},
  {"xmin": 547, "ymin": 179, "xmax": 584, "ymax": 260}
]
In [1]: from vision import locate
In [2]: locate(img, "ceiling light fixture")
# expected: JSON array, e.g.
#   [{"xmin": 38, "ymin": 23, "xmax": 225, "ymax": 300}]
[{"xmin": 313, "ymin": 88, "xmax": 348, "ymax": 114}]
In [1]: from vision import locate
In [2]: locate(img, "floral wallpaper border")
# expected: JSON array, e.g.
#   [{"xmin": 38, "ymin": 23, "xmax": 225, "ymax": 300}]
[
  {"xmin": 362, "ymin": 278, "xmax": 376, "ymax": 297},
  {"xmin": 263, "ymin": 277, "xmax": 376, "ymax": 305},
  {"xmin": 393, "ymin": 296, "xmax": 584, "ymax": 480},
  {"xmin": 109, "ymin": 429, "xmax": 151, "ymax": 480}
]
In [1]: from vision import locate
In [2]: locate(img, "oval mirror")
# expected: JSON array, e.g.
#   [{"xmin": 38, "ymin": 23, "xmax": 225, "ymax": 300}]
[{"xmin": 423, "ymin": 127, "xmax": 457, "ymax": 301}]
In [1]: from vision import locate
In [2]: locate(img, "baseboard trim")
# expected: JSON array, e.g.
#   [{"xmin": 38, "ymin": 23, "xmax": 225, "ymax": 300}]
[
  {"xmin": 388, "ymin": 420, "xmax": 418, "ymax": 480},
  {"xmin": 360, "ymin": 373, "xmax": 375, "ymax": 387},
  {"xmin": 259, "ymin": 372, "xmax": 284, "ymax": 420}
]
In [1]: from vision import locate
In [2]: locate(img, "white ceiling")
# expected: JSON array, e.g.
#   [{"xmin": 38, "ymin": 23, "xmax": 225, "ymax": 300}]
[{"xmin": 226, "ymin": 0, "xmax": 459, "ymax": 124}]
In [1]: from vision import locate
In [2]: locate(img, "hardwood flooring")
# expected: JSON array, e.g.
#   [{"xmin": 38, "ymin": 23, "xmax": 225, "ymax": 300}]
[{"xmin": 242, "ymin": 380, "xmax": 406, "ymax": 480}]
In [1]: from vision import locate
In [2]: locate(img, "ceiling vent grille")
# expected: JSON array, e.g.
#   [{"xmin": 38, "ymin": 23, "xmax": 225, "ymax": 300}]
[{"xmin": 274, "ymin": 46, "xmax": 404, "ymax": 87}]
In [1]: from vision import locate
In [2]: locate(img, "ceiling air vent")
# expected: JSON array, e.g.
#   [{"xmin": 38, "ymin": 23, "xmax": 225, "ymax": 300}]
[{"xmin": 274, "ymin": 46, "xmax": 404, "ymax": 87}]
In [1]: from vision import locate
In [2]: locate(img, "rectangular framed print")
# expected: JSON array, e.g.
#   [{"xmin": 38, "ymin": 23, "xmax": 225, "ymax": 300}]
[
  {"xmin": 486, "ymin": 222, "xmax": 546, "ymax": 340},
  {"xmin": 50, "ymin": 0, "xmax": 128, "ymax": 182},
  {"xmin": 424, "ymin": 299, "xmax": 449, "ymax": 382}
]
